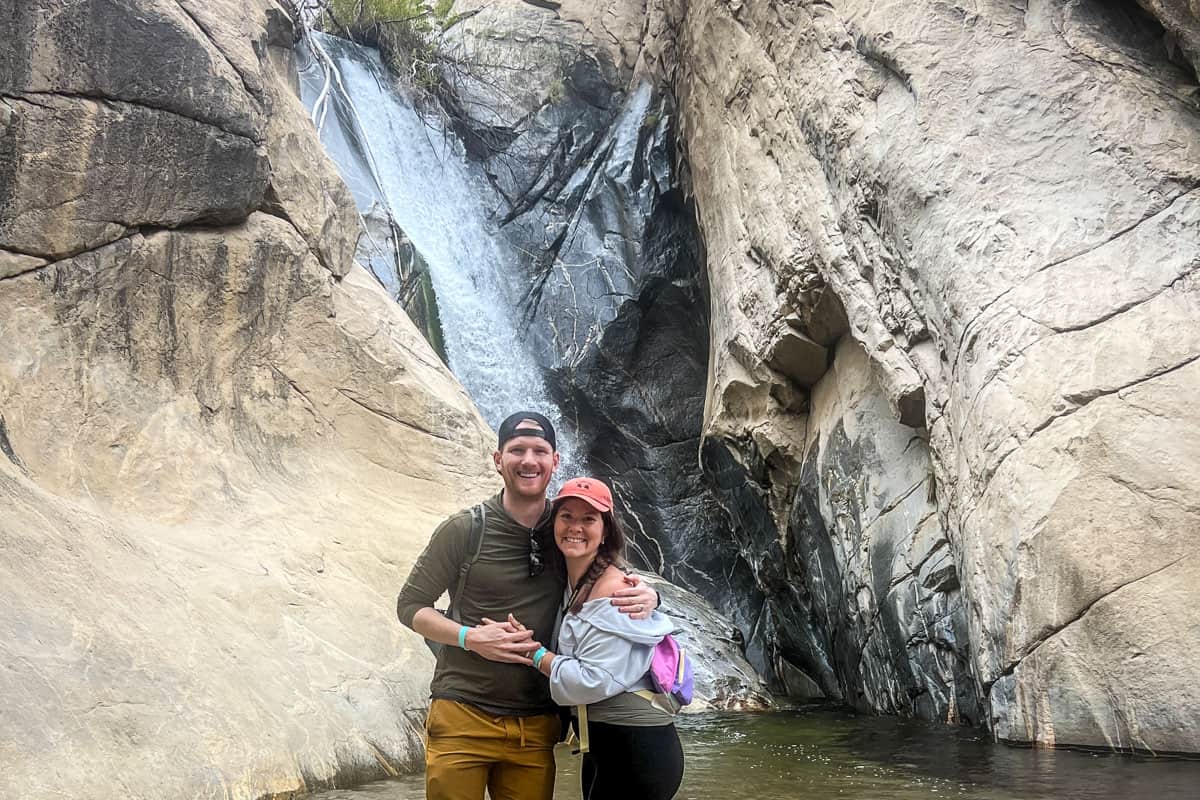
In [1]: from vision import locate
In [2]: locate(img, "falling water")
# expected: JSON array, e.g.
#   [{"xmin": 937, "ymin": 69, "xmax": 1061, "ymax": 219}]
[{"xmin": 295, "ymin": 31, "xmax": 578, "ymax": 471}]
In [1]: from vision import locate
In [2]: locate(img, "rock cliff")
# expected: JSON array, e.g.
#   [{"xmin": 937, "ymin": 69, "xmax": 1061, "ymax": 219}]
[
  {"xmin": 5, "ymin": 6, "xmax": 1199, "ymax": 798},
  {"xmin": 430, "ymin": 0, "xmax": 1200, "ymax": 754},
  {"xmin": 0, "ymin": 2, "xmax": 499, "ymax": 797},
  {"xmin": 665, "ymin": 0, "xmax": 1200, "ymax": 753}
]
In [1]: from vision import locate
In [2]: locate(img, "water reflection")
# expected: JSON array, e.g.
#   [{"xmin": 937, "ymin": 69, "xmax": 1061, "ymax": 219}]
[{"xmin": 313, "ymin": 709, "xmax": 1200, "ymax": 799}]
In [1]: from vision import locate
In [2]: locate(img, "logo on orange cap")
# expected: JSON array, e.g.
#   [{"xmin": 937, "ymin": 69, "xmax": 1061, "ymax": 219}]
[{"xmin": 553, "ymin": 477, "xmax": 614, "ymax": 513}]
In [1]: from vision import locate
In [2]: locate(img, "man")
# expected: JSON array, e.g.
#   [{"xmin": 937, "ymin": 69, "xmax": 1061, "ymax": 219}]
[{"xmin": 396, "ymin": 411, "xmax": 660, "ymax": 800}]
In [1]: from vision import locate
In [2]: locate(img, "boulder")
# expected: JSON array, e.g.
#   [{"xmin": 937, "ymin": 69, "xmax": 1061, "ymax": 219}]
[
  {"xmin": 643, "ymin": 573, "xmax": 773, "ymax": 712},
  {"xmin": 766, "ymin": 328, "xmax": 828, "ymax": 389}
]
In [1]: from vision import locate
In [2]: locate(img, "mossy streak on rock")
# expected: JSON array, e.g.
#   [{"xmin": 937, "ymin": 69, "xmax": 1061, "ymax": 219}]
[{"xmin": 409, "ymin": 264, "xmax": 448, "ymax": 364}]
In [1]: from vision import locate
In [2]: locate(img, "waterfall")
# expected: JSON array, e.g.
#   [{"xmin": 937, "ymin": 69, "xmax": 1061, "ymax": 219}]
[{"xmin": 296, "ymin": 31, "xmax": 579, "ymax": 474}]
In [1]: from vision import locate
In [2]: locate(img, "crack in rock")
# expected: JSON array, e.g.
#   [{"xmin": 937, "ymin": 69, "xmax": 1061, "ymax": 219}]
[
  {"xmin": 974, "ymin": 350, "xmax": 1200, "ymax": 503},
  {"xmin": 1028, "ymin": 351, "xmax": 1200, "ymax": 438},
  {"xmin": 1038, "ymin": 260, "xmax": 1200, "ymax": 334},
  {"xmin": 954, "ymin": 184, "xmax": 1200, "ymax": 376},
  {"xmin": 335, "ymin": 388, "xmax": 451, "ymax": 441},
  {"xmin": 987, "ymin": 553, "xmax": 1192, "ymax": 690},
  {"xmin": 173, "ymin": 0, "xmax": 265, "ymax": 105},
  {"xmin": 0, "ymin": 416, "xmax": 26, "ymax": 471},
  {"xmin": 1, "ymin": 89, "xmax": 261, "ymax": 143}
]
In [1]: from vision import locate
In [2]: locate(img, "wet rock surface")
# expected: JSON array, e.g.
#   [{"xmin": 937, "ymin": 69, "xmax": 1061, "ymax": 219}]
[
  {"xmin": 645, "ymin": 573, "xmax": 773, "ymax": 712},
  {"xmin": 432, "ymin": 2, "xmax": 765, "ymax": 643}
]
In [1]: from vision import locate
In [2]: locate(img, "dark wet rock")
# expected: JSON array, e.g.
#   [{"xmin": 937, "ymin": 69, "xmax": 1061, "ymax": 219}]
[
  {"xmin": 699, "ymin": 340, "xmax": 981, "ymax": 726},
  {"xmin": 1134, "ymin": 1, "xmax": 1200, "ymax": 79},
  {"xmin": 431, "ymin": 6, "xmax": 767, "ymax": 647}
]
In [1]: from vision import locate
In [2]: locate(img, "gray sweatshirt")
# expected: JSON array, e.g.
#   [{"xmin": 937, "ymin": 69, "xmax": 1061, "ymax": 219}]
[{"xmin": 549, "ymin": 597, "xmax": 678, "ymax": 725}]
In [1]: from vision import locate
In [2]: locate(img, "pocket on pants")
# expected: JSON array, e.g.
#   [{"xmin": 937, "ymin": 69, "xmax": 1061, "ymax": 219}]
[
  {"xmin": 425, "ymin": 699, "xmax": 448, "ymax": 737},
  {"xmin": 426, "ymin": 699, "xmax": 496, "ymax": 740},
  {"xmin": 523, "ymin": 712, "xmax": 562, "ymax": 749}
]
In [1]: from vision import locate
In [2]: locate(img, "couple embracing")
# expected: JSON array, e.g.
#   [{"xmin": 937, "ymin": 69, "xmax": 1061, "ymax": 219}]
[{"xmin": 397, "ymin": 412, "xmax": 686, "ymax": 800}]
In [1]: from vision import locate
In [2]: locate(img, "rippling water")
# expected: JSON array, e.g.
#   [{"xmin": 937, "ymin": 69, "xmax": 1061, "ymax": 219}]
[{"xmin": 312, "ymin": 709, "xmax": 1199, "ymax": 799}]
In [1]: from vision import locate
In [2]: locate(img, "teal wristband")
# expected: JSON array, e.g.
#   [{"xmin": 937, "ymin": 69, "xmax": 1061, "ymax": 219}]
[
  {"xmin": 458, "ymin": 625, "xmax": 470, "ymax": 651},
  {"xmin": 532, "ymin": 646, "xmax": 548, "ymax": 668}
]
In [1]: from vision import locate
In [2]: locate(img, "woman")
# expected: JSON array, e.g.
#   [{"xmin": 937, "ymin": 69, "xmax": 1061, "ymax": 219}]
[{"xmin": 528, "ymin": 476, "xmax": 685, "ymax": 800}]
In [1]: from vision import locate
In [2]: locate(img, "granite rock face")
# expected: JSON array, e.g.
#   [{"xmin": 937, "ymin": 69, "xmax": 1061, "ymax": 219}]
[
  {"xmin": 0, "ymin": 2, "xmax": 498, "ymax": 798},
  {"xmin": 666, "ymin": 0, "xmax": 1200, "ymax": 753}
]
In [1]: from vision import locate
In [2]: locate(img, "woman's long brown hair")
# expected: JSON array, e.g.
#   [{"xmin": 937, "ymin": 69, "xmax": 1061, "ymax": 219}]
[{"xmin": 561, "ymin": 507, "xmax": 628, "ymax": 614}]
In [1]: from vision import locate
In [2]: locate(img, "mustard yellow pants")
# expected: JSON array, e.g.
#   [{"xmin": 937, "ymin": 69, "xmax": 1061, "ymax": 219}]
[{"xmin": 424, "ymin": 699, "xmax": 561, "ymax": 800}]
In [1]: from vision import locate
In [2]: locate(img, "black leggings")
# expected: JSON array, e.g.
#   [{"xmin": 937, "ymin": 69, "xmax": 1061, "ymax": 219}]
[{"xmin": 580, "ymin": 720, "xmax": 684, "ymax": 800}]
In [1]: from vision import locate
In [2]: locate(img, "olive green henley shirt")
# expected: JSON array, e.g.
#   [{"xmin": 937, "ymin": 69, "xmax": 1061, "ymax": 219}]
[{"xmin": 396, "ymin": 492, "xmax": 565, "ymax": 716}]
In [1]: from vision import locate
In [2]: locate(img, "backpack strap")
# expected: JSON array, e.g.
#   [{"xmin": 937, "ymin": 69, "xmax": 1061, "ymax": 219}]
[
  {"xmin": 575, "ymin": 704, "xmax": 590, "ymax": 754},
  {"xmin": 446, "ymin": 503, "xmax": 486, "ymax": 622},
  {"xmin": 632, "ymin": 689, "xmax": 681, "ymax": 715}
]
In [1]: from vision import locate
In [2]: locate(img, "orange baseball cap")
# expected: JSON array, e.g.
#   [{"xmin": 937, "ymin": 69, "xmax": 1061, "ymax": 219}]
[{"xmin": 553, "ymin": 477, "xmax": 614, "ymax": 513}]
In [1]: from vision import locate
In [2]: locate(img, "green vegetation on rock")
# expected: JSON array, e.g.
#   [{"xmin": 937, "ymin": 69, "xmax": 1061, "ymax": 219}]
[
  {"xmin": 412, "ymin": 267, "xmax": 448, "ymax": 365},
  {"xmin": 319, "ymin": 0, "xmax": 458, "ymax": 88}
]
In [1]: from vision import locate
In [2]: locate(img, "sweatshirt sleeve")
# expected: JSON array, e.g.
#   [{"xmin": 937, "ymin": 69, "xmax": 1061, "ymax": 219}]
[
  {"xmin": 395, "ymin": 514, "xmax": 468, "ymax": 629},
  {"xmin": 548, "ymin": 623, "xmax": 653, "ymax": 707}
]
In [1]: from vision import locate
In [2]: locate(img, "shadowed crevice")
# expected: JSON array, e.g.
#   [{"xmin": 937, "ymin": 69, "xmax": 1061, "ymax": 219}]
[{"xmin": 0, "ymin": 416, "xmax": 26, "ymax": 471}]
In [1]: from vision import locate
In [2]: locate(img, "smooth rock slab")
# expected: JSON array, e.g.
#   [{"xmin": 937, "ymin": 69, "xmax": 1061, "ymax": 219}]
[
  {"xmin": 0, "ymin": 214, "xmax": 498, "ymax": 800},
  {"xmin": 990, "ymin": 557, "xmax": 1200, "ymax": 755}
]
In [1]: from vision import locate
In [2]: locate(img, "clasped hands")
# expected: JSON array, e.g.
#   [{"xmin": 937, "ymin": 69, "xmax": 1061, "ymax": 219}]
[
  {"xmin": 472, "ymin": 614, "xmax": 538, "ymax": 666},
  {"xmin": 466, "ymin": 575, "xmax": 657, "ymax": 666}
]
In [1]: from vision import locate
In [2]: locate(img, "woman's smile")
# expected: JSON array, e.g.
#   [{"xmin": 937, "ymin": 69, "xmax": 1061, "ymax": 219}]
[{"xmin": 555, "ymin": 497, "xmax": 604, "ymax": 559}]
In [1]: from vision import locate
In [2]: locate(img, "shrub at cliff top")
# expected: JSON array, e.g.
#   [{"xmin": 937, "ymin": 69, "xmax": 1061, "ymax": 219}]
[{"xmin": 319, "ymin": 0, "xmax": 456, "ymax": 87}]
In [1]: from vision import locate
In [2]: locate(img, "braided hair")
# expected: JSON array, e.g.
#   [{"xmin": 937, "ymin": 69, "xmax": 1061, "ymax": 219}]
[{"xmin": 563, "ymin": 509, "xmax": 628, "ymax": 615}]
